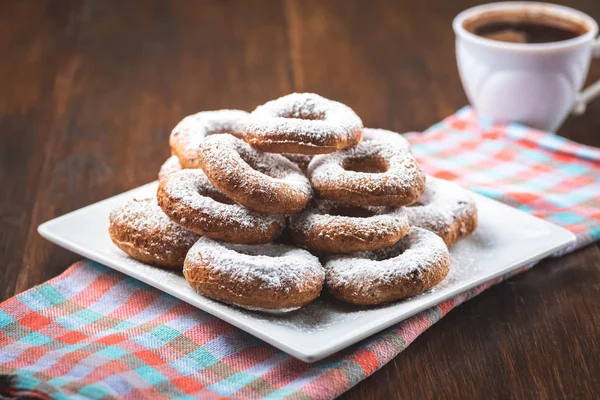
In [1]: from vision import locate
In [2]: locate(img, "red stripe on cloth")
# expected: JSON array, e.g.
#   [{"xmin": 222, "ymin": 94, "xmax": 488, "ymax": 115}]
[
  {"xmin": 96, "ymin": 334, "xmax": 127, "ymax": 345},
  {"xmin": 516, "ymin": 139, "xmax": 539, "ymax": 150},
  {"xmin": 171, "ymin": 376, "xmax": 205, "ymax": 394},
  {"xmin": 134, "ymin": 350, "xmax": 165, "ymax": 366},
  {"xmin": 450, "ymin": 120, "xmax": 469, "ymax": 130},
  {"xmin": 352, "ymin": 350, "xmax": 380, "ymax": 376},
  {"xmin": 569, "ymin": 225, "xmax": 588, "ymax": 233},
  {"xmin": 186, "ymin": 320, "xmax": 235, "ymax": 347},
  {"xmin": 57, "ymin": 331, "xmax": 88, "ymax": 344},
  {"xmin": 0, "ymin": 332, "xmax": 13, "ymax": 346},
  {"xmin": 153, "ymin": 303, "xmax": 196, "ymax": 326},
  {"xmin": 553, "ymin": 153, "xmax": 577, "ymax": 163},
  {"xmin": 394, "ymin": 312, "xmax": 431, "ymax": 345},
  {"xmin": 47, "ymin": 350, "xmax": 92, "ymax": 377},
  {"xmin": 257, "ymin": 357, "xmax": 310, "ymax": 391},
  {"xmin": 511, "ymin": 192, "xmax": 540, "ymax": 204},
  {"xmin": 4, "ymin": 347, "xmax": 47, "ymax": 371},
  {"xmin": 438, "ymin": 299, "xmax": 454, "ymax": 316},
  {"xmin": 434, "ymin": 170, "xmax": 460, "ymax": 181},
  {"xmin": 128, "ymin": 387, "xmax": 171, "ymax": 400},
  {"xmin": 482, "ymin": 131, "xmax": 500, "ymax": 140},
  {"xmin": 18, "ymin": 313, "xmax": 53, "ymax": 332},
  {"xmin": 459, "ymin": 140, "xmax": 481, "ymax": 151},
  {"xmin": 496, "ymin": 148, "xmax": 517, "ymax": 161},
  {"xmin": 85, "ymin": 359, "xmax": 130, "ymax": 381},
  {"xmin": 300, "ymin": 368, "xmax": 350, "ymax": 399},
  {"xmin": 70, "ymin": 272, "xmax": 121, "ymax": 306},
  {"xmin": 108, "ymin": 288, "xmax": 161, "ymax": 320}
]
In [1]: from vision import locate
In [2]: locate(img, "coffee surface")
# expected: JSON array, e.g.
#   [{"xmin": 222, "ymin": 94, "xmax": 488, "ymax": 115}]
[{"xmin": 473, "ymin": 21, "xmax": 584, "ymax": 44}]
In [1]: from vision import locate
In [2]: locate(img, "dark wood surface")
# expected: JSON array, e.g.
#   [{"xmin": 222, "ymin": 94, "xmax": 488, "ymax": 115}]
[{"xmin": 1, "ymin": 1, "xmax": 599, "ymax": 398}]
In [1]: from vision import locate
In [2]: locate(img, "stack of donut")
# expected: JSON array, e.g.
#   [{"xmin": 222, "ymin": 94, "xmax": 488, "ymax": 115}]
[{"xmin": 109, "ymin": 93, "xmax": 478, "ymax": 311}]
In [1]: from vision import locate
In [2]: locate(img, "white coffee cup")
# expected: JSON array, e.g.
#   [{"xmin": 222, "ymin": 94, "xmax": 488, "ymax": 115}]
[{"xmin": 453, "ymin": 2, "xmax": 600, "ymax": 132}]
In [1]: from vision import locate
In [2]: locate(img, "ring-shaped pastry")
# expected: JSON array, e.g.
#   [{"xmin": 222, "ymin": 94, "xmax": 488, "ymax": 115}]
[
  {"xmin": 289, "ymin": 199, "xmax": 410, "ymax": 253},
  {"xmin": 242, "ymin": 93, "xmax": 363, "ymax": 154},
  {"xmin": 362, "ymin": 127, "xmax": 411, "ymax": 150},
  {"xmin": 158, "ymin": 155, "xmax": 183, "ymax": 180},
  {"xmin": 184, "ymin": 237, "xmax": 325, "ymax": 310},
  {"xmin": 308, "ymin": 140, "xmax": 426, "ymax": 206},
  {"xmin": 158, "ymin": 169, "xmax": 284, "ymax": 244},
  {"xmin": 170, "ymin": 109, "xmax": 249, "ymax": 169},
  {"xmin": 406, "ymin": 177, "xmax": 478, "ymax": 247},
  {"xmin": 109, "ymin": 196, "xmax": 200, "ymax": 268},
  {"xmin": 324, "ymin": 227, "xmax": 451, "ymax": 305},
  {"xmin": 197, "ymin": 134, "xmax": 312, "ymax": 214}
]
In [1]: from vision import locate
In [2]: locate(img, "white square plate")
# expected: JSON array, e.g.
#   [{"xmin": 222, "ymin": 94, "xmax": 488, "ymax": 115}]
[{"xmin": 38, "ymin": 182, "xmax": 576, "ymax": 362}]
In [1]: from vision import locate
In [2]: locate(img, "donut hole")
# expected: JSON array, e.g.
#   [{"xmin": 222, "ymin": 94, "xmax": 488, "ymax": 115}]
[
  {"xmin": 208, "ymin": 191, "xmax": 235, "ymax": 205},
  {"xmin": 370, "ymin": 242, "xmax": 409, "ymax": 261},
  {"xmin": 238, "ymin": 151, "xmax": 287, "ymax": 179},
  {"xmin": 342, "ymin": 157, "xmax": 388, "ymax": 173},
  {"xmin": 229, "ymin": 243, "xmax": 290, "ymax": 258},
  {"xmin": 248, "ymin": 159, "xmax": 285, "ymax": 179},
  {"xmin": 327, "ymin": 204, "xmax": 377, "ymax": 218},
  {"xmin": 197, "ymin": 185, "xmax": 235, "ymax": 205},
  {"xmin": 279, "ymin": 105, "xmax": 326, "ymax": 121}
]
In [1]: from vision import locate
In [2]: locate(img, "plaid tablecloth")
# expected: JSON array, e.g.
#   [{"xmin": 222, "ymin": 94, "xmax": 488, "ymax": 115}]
[{"xmin": 1, "ymin": 107, "xmax": 599, "ymax": 399}]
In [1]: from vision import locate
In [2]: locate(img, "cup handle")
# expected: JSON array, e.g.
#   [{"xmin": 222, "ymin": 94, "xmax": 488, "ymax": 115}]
[{"xmin": 572, "ymin": 37, "xmax": 600, "ymax": 115}]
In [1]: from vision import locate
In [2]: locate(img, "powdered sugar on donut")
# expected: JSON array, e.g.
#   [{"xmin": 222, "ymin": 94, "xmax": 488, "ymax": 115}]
[
  {"xmin": 109, "ymin": 196, "xmax": 200, "ymax": 256},
  {"xmin": 205, "ymin": 135, "xmax": 310, "ymax": 190},
  {"xmin": 158, "ymin": 155, "xmax": 182, "ymax": 180},
  {"xmin": 185, "ymin": 237, "xmax": 324, "ymax": 292},
  {"xmin": 406, "ymin": 176, "xmax": 478, "ymax": 245},
  {"xmin": 198, "ymin": 134, "xmax": 312, "ymax": 214},
  {"xmin": 308, "ymin": 139, "xmax": 426, "ymax": 206},
  {"xmin": 291, "ymin": 200, "xmax": 409, "ymax": 241},
  {"xmin": 243, "ymin": 93, "xmax": 363, "ymax": 153},
  {"xmin": 159, "ymin": 169, "xmax": 283, "ymax": 232},
  {"xmin": 325, "ymin": 227, "xmax": 450, "ymax": 299},
  {"xmin": 170, "ymin": 110, "xmax": 249, "ymax": 168},
  {"xmin": 362, "ymin": 128, "xmax": 411, "ymax": 150}
]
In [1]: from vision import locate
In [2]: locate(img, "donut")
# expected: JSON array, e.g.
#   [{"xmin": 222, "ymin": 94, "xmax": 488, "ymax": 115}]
[
  {"xmin": 289, "ymin": 199, "xmax": 410, "ymax": 253},
  {"xmin": 170, "ymin": 110, "xmax": 249, "ymax": 169},
  {"xmin": 362, "ymin": 128, "xmax": 411, "ymax": 150},
  {"xmin": 308, "ymin": 139, "xmax": 426, "ymax": 206},
  {"xmin": 406, "ymin": 177, "xmax": 478, "ymax": 247},
  {"xmin": 109, "ymin": 196, "xmax": 200, "ymax": 268},
  {"xmin": 158, "ymin": 155, "xmax": 182, "ymax": 180},
  {"xmin": 324, "ymin": 227, "xmax": 451, "ymax": 305},
  {"xmin": 282, "ymin": 153, "xmax": 313, "ymax": 173},
  {"xmin": 158, "ymin": 169, "xmax": 284, "ymax": 244},
  {"xmin": 184, "ymin": 237, "xmax": 325, "ymax": 310},
  {"xmin": 197, "ymin": 134, "xmax": 312, "ymax": 214},
  {"xmin": 242, "ymin": 93, "xmax": 363, "ymax": 154}
]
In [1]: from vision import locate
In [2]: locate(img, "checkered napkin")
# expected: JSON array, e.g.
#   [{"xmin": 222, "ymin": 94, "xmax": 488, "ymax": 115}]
[{"xmin": 1, "ymin": 107, "xmax": 599, "ymax": 400}]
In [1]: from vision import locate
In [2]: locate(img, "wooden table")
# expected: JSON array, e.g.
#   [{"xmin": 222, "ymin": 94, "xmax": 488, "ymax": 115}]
[{"xmin": 2, "ymin": 1, "xmax": 599, "ymax": 398}]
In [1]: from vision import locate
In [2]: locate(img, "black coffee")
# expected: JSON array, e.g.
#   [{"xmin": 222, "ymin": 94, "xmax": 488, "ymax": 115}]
[{"xmin": 474, "ymin": 21, "xmax": 584, "ymax": 44}]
